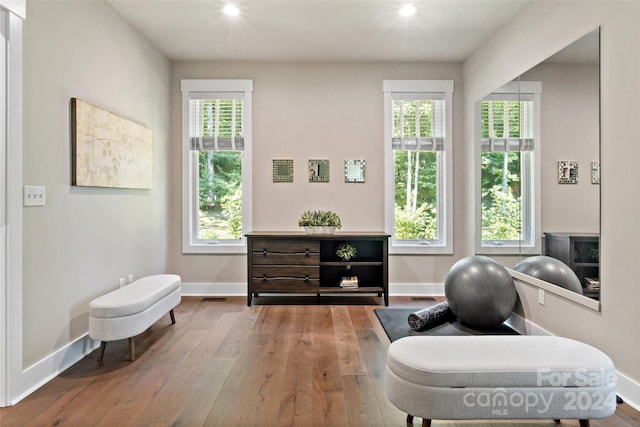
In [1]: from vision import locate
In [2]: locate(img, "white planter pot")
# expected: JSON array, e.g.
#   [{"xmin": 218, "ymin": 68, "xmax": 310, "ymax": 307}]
[{"xmin": 303, "ymin": 226, "xmax": 337, "ymax": 234}]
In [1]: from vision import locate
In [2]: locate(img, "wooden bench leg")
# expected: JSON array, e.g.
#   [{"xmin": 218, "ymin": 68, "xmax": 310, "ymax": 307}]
[
  {"xmin": 97, "ymin": 341, "xmax": 107, "ymax": 363},
  {"xmin": 128, "ymin": 337, "xmax": 135, "ymax": 361},
  {"xmin": 579, "ymin": 420, "xmax": 590, "ymax": 427},
  {"xmin": 169, "ymin": 309, "xmax": 176, "ymax": 325}
]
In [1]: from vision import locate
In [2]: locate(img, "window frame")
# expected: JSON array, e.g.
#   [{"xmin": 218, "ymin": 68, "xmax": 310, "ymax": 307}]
[
  {"xmin": 383, "ymin": 80, "xmax": 454, "ymax": 255},
  {"xmin": 475, "ymin": 80, "xmax": 541, "ymax": 255},
  {"xmin": 180, "ymin": 79, "xmax": 253, "ymax": 254}
]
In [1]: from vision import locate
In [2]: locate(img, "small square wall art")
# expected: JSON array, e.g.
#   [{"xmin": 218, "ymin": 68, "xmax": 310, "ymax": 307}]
[
  {"xmin": 558, "ymin": 160, "xmax": 578, "ymax": 184},
  {"xmin": 272, "ymin": 159, "xmax": 293, "ymax": 182},
  {"xmin": 308, "ymin": 159, "xmax": 329, "ymax": 182}
]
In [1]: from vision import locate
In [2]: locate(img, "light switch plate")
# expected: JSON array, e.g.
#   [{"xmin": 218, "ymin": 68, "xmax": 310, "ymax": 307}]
[
  {"xmin": 538, "ymin": 288, "xmax": 545, "ymax": 305},
  {"xmin": 23, "ymin": 185, "xmax": 46, "ymax": 207}
]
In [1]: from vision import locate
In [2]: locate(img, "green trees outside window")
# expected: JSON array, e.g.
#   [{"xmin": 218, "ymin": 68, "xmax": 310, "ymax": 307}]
[
  {"xmin": 194, "ymin": 98, "xmax": 244, "ymax": 240},
  {"xmin": 392, "ymin": 98, "xmax": 440, "ymax": 240},
  {"xmin": 394, "ymin": 151, "xmax": 437, "ymax": 239},
  {"xmin": 480, "ymin": 100, "xmax": 527, "ymax": 242},
  {"xmin": 198, "ymin": 151, "xmax": 242, "ymax": 239}
]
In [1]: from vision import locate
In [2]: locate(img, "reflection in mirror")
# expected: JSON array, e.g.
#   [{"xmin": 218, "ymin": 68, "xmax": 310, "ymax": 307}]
[
  {"xmin": 520, "ymin": 28, "xmax": 600, "ymax": 301},
  {"xmin": 480, "ymin": 28, "xmax": 600, "ymax": 302}
]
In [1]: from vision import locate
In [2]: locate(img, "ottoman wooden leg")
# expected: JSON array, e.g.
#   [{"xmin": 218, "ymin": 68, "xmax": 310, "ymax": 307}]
[
  {"xmin": 422, "ymin": 419, "xmax": 431, "ymax": 427},
  {"xmin": 169, "ymin": 309, "xmax": 176, "ymax": 324},
  {"xmin": 128, "ymin": 337, "xmax": 135, "ymax": 361},
  {"xmin": 579, "ymin": 421, "xmax": 590, "ymax": 427},
  {"xmin": 406, "ymin": 414, "xmax": 413, "ymax": 425},
  {"xmin": 97, "ymin": 341, "xmax": 107, "ymax": 363}
]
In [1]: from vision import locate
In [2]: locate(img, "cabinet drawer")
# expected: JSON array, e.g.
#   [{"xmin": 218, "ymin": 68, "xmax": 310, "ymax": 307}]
[
  {"xmin": 252, "ymin": 266, "xmax": 319, "ymax": 291},
  {"xmin": 252, "ymin": 239, "xmax": 319, "ymax": 253},
  {"xmin": 252, "ymin": 239, "xmax": 319, "ymax": 265}
]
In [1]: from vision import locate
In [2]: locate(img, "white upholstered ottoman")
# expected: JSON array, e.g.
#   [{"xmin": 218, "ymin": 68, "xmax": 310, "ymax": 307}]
[
  {"xmin": 386, "ymin": 336, "xmax": 616, "ymax": 427},
  {"xmin": 89, "ymin": 274, "xmax": 181, "ymax": 362}
]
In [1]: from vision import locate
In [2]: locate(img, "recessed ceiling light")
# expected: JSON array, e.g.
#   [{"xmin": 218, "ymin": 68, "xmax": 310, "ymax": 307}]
[
  {"xmin": 399, "ymin": 4, "xmax": 417, "ymax": 17},
  {"xmin": 223, "ymin": 4, "xmax": 240, "ymax": 17}
]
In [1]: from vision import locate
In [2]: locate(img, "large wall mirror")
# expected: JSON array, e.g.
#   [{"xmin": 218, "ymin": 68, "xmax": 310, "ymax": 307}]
[{"xmin": 479, "ymin": 28, "xmax": 601, "ymax": 306}]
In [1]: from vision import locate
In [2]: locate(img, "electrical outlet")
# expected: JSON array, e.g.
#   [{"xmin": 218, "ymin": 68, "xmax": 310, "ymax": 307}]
[
  {"xmin": 128, "ymin": 274, "xmax": 134, "ymax": 284},
  {"xmin": 119, "ymin": 278, "xmax": 125, "ymax": 288},
  {"xmin": 538, "ymin": 288, "xmax": 545, "ymax": 305}
]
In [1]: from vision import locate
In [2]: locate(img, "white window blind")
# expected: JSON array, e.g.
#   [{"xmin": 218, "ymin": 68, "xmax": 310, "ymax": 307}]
[
  {"xmin": 391, "ymin": 92, "xmax": 445, "ymax": 152},
  {"xmin": 481, "ymin": 93, "xmax": 534, "ymax": 152},
  {"xmin": 189, "ymin": 93, "xmax": 244, "ymax": 151}
]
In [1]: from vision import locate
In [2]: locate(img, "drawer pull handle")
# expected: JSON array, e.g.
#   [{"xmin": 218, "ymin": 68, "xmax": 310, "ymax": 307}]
[
  {"xmin": 305, "ymin": 249, "xmax": 310, "ymax": 256},
  {"xmin": 262, "ymin": 274, "xmax": 267, "ymax": 281},
  {"xmin": 263, "ymin": 249, "xmax": 267, "ymax": 256},
  {"xmin": 305, "ymin": 275, "xmax": 309, "ymax": 282}
]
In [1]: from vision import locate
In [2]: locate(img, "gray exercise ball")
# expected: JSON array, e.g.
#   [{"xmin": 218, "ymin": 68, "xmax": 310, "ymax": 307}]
[
  {"xmin": 513, "ymin": 256, "xmax": 583, "ymax": 295},
  {"xmin": 445, "ymin": 256, "xmax": 517, "ymax": 328}
]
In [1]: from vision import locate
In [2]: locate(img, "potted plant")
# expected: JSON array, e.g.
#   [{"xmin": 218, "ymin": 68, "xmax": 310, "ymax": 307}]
[
  {"xmin": 336, "ymin": 243, "xmax": 357, "ymax": 261},
  {"xmin": 297, "ymin": 210, "xmax": 342, "ymax": 234}
]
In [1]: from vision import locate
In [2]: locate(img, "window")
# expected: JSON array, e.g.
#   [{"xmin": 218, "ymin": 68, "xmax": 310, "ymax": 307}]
[
  {"xmin": 383, "ymin": 80, "xmax": 453, "ymax": 254},
  {"xmin": 476, "ymin": 81, "xmax": 541, "ymax": 254},
  {"xmin": 181, "ymin": 80, "xmax": 253, "ymax": 253}
]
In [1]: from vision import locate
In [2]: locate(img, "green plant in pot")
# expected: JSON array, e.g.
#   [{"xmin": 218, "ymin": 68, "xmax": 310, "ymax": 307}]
[
  {"xmin": 298, "ymin": 210, "xmax": 342, "ymax": 234},
  {"xmin": 336, "ymin": 243, "xmax": 357, "ymax": 261}
]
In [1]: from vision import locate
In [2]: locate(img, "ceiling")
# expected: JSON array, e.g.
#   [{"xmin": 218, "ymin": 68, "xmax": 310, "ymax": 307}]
[{"xmin": 108, "ymin": 0, "xmax": 531, "ymax": 62}]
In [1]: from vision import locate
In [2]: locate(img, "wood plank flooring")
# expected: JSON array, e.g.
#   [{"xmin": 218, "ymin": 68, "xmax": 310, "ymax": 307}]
[{"xmin": 0, "ymin": 296, "xmax": 637, "ymax": 426}]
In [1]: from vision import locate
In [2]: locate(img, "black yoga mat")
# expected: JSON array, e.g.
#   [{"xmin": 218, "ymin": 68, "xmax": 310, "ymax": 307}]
[{"xmin": 374, "ymin": 308, "xmax": 519, "ymax": 342}]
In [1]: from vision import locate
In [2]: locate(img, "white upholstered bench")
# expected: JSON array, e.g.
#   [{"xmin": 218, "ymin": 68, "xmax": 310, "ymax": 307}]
[
  {"xmin": 89, "ymin": 274, "xmax": 181, "ymax": 362},
  {"xmin": 386, "ymin": 335, "xmax": 616, "ymax": 427}
]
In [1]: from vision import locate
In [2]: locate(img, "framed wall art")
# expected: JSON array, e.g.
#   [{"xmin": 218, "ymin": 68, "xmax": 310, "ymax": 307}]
[
  {"xmin": 308, "ymin": 159, "xmax": 329, "ymax": 182},
  {"xmin": 71, "ymin": 98, "xmax": 153, "ymax": 189},
  {"xmin": 272, "ymin": 159, "xmax": 294, "ymax": 182},
  {"xmin": 558, "ymin": 160, "xmax": 578, "ymax": 184},
  {"xmin": 344, "ymin": 159, "xmax": 365, "ymax": 183}
]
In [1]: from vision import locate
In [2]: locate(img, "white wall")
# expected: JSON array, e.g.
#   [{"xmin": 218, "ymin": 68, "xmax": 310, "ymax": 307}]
[
  {"xmin": 168, "ymin": 61, "xmax": 467, "ymax": 289},
  {"xmin": 464, "ymin": 0, "xmax": 640, "ymax": 403},
  {"xmin": 22, "ymin": 1, "xmax": 170, "ymax": 369}
]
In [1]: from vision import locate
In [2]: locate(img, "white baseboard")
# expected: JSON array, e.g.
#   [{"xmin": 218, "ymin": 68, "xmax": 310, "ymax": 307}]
[
  {"xmin": 389, "ymin": 282, "xmax": 444, "ymax": 296},
  {"xmin": 617, "ymin": 371, "xmax": 640, "ymax": 412},
  {"xmin": 11, "ymin": 334, "xmax": 99, "ymax": 405},
  {"xmin": 180, "ymin": 282, "xmax": 247, "ymax": 296},
  {"xmin": 505, "ymin": 311, "xmax": 553, "ymax": 336}
]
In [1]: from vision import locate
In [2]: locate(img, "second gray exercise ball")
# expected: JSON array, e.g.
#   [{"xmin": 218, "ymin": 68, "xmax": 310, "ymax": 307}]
[
  {"xmin": 513, "ymin": 256, "xmax": 583, "ymax": 294},
  {"xmin": 444, "ymin": 256, "xmax": 517, "ymax": 328}
]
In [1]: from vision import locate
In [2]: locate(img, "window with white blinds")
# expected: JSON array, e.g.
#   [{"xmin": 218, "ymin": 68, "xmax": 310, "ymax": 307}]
[
  {"xmin": 383, "ymin": 80, "xmax": 454, "ymax": 254},
  {"xmin": 476, "ymin": 81, "xmax": 541, "ymax": 254},
  {"xmin": 181, "ymin": 80, "xmax": 253, "ymax": 254}
]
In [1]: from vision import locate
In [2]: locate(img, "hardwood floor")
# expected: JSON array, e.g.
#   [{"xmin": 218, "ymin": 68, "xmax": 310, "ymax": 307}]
[{"xmin": 0, "ymin": 296, "xmax": 637, "ymax": 426}]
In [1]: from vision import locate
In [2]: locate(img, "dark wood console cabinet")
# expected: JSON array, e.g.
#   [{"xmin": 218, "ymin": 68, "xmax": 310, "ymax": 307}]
[
  {"xmin": 544, "ymin": 232, "xmax": 599, "ymax": 297},
  {"xmin": 246, "ymin": 231, "xmax": 389, "ymax": 306}
]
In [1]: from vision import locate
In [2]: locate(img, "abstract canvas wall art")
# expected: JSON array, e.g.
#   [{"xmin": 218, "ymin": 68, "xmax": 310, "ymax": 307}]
[{"xmin": 71, "ymin": 98, "xmax": 153, "ymax": 189}]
